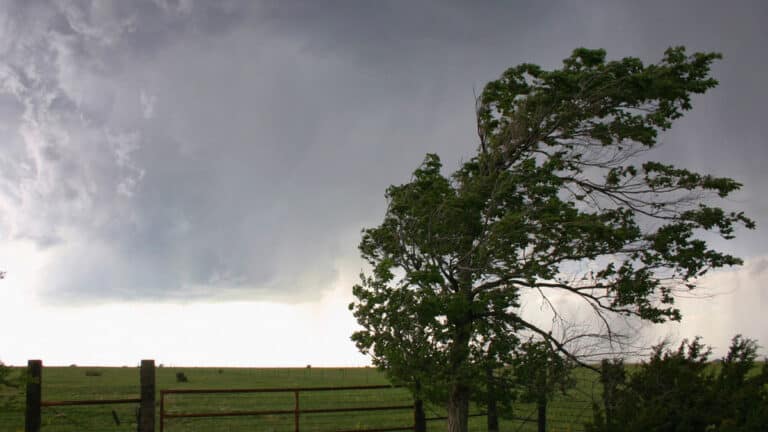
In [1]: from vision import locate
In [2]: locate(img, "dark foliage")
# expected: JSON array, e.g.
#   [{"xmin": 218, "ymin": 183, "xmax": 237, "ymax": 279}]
[{"xmin": 586, "ymin": 335, "xmax": 768, "ymax": 432}]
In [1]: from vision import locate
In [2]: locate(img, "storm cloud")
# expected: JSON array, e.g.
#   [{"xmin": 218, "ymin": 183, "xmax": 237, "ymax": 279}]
[{"xmin": 0, "ymin": 0, "xmax": 766, "ymax": 307}]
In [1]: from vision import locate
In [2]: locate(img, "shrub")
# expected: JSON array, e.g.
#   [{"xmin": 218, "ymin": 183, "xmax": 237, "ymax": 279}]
[
  {"xmin": 0, "ymin": 362, "xmax": 12, "ymax": 386},
  {"xmin": 586, "ymin": 335, "xmax": 768, "ymax": 432},
  {"xmin": 0, "ymin": 362, "xmax": 21, "ymax": 409},
  {"xmin": 175, "ymin": 372, "xmax": 188, "ymax": 383},
  {"xmin": 85, "ymin": 370, "xmax": 102, "ymax": 377}
]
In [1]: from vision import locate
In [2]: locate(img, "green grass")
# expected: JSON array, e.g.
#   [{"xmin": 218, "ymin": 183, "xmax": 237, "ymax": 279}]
[{"xmin": 0, "ymin": 366, "xmax": 598, "ymax": 432}]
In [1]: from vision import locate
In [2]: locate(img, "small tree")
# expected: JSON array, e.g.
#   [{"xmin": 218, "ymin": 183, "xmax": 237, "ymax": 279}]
[
  {"xmin": 350, "ymin": 46, "xmax": 753, "ymax": 432},
  {"xmin": 596, "ymin": 358, "xmax": 625, "ymax": 430},
  {"xmin": 479, "ymin": 341, "xmax": 517, "ymax": 432},
  {"xmin": 714, "ymin": 336, "xmax": 768, "ymax": 431},
  {"xmin": 513, "ymin": 339, "xmax": 575, "ymax": 432}
]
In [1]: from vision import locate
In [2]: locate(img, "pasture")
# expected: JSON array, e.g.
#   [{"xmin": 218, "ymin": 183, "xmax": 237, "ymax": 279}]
[{"xmin": 0, "ymin": 366, "xmax": 597, "ymax": 431}]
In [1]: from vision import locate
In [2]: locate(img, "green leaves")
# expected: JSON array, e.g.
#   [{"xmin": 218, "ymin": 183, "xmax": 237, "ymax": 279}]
[
  {"xmin": 349, "ymin": 45, "xmax": 753, "ymax": 425},
  {"xmin": 478, "ymin": 46, "xmax": 723, "ymax": 158},
  {"xmin": 642, "ymin": 161, "xmax": 744, "ymax": 196}
]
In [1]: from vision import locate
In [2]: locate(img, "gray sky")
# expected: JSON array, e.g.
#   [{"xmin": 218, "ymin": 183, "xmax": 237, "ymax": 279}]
[{"xmin": 0, "ymin": 0, "xmax": 766, "ymax": 365}]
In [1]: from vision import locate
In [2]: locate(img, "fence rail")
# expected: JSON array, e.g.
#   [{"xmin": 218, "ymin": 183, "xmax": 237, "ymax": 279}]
[
  {"xmin": 161, "ymin": 384, "xmax": 400, "ymax": 394},
  {"xmin": 21, "ymin": 359, "xmax": 593, "ymax": 432},
  {"xmin": 40, "ymin": 397, "xmax": 141, "ymax": 407}
]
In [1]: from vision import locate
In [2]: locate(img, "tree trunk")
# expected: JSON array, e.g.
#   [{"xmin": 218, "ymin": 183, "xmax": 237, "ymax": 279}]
[
  {"xmin": 414, "ymin": 398, "xmax": 426, "ymax": 432},
  {"xmin": 446, "ymin": 289, "xmax": 472, "ymax": 432},
  {"xmin": 413, "ymin": 379, "xmax": 426, "ymax": 432},
  {"xmin": 537, "ymin": 398, "xmax": 547, "ymax": 432},
  {"xmin": 486, "ymin": 366, "xmax": 499, "ymax": 432},
  {"xmin": 447, "ymin": 383, "xmax": 470, "ymax": 432}
]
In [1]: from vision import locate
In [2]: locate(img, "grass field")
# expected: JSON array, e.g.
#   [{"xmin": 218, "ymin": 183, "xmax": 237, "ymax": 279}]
[{"xmin": 0, "ymin": 366, "xmax": 597, "ymax": 432}]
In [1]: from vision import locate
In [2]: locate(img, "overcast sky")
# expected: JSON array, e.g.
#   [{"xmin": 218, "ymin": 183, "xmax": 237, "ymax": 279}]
[{"xmin": 0, "ymin": 0, "xmax": 766, "ymax": 366}]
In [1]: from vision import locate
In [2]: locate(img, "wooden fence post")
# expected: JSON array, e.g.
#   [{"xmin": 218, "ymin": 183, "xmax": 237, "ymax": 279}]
[
  {"xmin": 294, "ymin": 390, "xmax": 300, "ymax": 432},
  {"xmin": 139, "ymin": 360, "xmax": 156, "ymax": 432},
  {"xmin": 537, "ymin": 398, "xmax": 547, "ymax": 432},
  {"xmin": 414, "ymin": 398, "xmax": 426, "ymax": 432},
  {"xmin": 25, "ymin": 360, "xmax": 42, "ymax": 432}
]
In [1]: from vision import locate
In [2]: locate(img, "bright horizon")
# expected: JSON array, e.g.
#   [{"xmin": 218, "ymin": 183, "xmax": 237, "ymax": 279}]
[
  {"xmin": 3, "ymin": 238, "xmax": 765, "ymax": 367},
  {"xmin": 1, "ymin": 240, "xmax": 369, "ymax": 367}
]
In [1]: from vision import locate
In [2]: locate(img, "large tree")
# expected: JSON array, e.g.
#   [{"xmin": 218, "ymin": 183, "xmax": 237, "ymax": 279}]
[{"xmin": 349, "ymin": 47, "xmax": 754, "ymax": 432}]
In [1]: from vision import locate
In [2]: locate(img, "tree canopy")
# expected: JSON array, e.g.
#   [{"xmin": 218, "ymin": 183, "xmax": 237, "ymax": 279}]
[{"xmin": 349, "ymin": 47, "xmax": 754, "ymax": 432}]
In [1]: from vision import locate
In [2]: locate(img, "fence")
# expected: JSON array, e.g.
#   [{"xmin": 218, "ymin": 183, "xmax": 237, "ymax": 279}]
[
  {"xmin": 20, "ymin": 360, "xmax": 595, "ymax": 432},
  {"xmin": 21, "ymin": 360, "xmax": 428, "ymax": 432},
  {"xmin": 24, "ymin": 359, "xmax": 155, "ymax": 432},
  {"xmin": 159, "ymin": 384, "xmax": 422, "ymax": 432}
]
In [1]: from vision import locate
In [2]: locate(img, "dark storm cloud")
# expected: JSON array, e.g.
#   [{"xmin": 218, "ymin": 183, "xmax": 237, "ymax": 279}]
[{"xmin": 0, "ymin": 0, "xmax": 765, "ymax": 303}]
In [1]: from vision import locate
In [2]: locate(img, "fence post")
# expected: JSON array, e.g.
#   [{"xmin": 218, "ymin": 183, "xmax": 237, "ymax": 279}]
[
  {"xmin": 159, "ymin": 391, "xmax": 165, "ymax": 432},
  {"xmin": 294, "ymin": 390, "xmax": 300, "ymax": 432},
  {"xmin": 537, "ymin": 398, "xmax": 546, "ymax": 432},
  {"xmin": 414, "ymin": 398, "xmax": 426, "ymax": 432},
  {"xmin": 25, "ymin": 360, "xmax": 42, "ymax": 432},
  {"xmin": 139, "ymin": 360, "xmax": 156, "ymax": 432}
]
